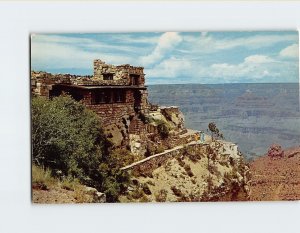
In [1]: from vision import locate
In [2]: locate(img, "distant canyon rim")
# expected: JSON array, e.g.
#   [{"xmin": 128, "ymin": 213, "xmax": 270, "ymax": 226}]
[{"xmin": 148, "ymin": 83, "xmax": 300, "ymax": 160}]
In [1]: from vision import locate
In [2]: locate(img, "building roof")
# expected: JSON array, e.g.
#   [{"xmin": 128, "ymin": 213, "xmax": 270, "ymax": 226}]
[{"xmin": 54, "ymin": 84, "xmax": 147, "ymax": 90}]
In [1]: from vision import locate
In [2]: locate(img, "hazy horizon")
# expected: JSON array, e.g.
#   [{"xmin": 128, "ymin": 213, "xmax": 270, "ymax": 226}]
[{"xmin": 148, "ymin": 83, "xmax": 300, "ymax": 159}]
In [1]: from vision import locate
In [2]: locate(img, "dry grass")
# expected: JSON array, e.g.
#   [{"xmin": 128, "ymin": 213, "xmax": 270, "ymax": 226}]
[
  {"xmin": 73, "ymin": 187, "xmax": 93, "ymax": 203},
  {"xmin": 32, "ymin": 165, "xmax": 82, "ymax": 193},
  {"xmin": 32, "ymin": 165, "xmax": 56, "ymax": 189},
  {"xmin": 60, "ymin": 177, "xmax": 81, "ymax": 191}
]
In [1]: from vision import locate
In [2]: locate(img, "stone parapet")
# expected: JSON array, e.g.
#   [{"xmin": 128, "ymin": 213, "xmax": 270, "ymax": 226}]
[{"xmin": 121, "ymin": 142, "xmax": 208, "ymax": 174}]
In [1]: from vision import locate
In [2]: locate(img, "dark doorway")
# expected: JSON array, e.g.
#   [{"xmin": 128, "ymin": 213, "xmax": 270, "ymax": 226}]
[{"xmin": 134, "ymin": 90, "xmax": 142, "ymax": 112}]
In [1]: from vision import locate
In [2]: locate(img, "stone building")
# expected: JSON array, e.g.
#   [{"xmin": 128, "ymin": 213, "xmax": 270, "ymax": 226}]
[
  {"xmin": 32, "ymin": 60, "xmax": 150, "ymax": 147},
  {"xmin": 31, "ymin": 59, "xmax": 189, "ymax": 154},
  {"xmin": 49, "ymin": 60, "xmax": 149, "ymax": 126}
]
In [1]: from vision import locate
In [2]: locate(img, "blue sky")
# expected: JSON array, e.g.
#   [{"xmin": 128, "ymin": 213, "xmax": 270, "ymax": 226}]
[{"xmin": 31, "ymin": 32, "xmax": 299, "ymax": 84}]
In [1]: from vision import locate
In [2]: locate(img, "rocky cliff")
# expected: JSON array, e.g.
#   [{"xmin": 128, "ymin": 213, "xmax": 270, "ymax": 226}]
[
  {"xmin": 31, "ymin": 72, "xmax": 252, "ymax": 202},
  {"xmin": 120, "ymin": 139, "xmax": 250, "ymax": 202}
]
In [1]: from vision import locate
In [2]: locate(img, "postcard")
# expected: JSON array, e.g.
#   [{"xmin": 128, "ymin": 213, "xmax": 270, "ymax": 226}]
[{"xmin": 31, "ymin": 32, "xmax": 299, "ymax": 203}]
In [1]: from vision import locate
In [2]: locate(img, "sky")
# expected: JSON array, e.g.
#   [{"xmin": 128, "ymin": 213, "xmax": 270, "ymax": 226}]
[{"xmin": 31, "ymin": 31, "xmax": 299, "ymax": 84}]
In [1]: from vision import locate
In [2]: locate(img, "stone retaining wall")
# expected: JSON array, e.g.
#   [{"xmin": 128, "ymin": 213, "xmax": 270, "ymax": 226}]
[{"xmin": 122, "ymin": 142, "xmax": 208, "ymax": 175}]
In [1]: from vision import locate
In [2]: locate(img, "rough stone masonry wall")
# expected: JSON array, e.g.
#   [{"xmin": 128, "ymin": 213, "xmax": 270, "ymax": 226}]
[
  {"xmin": 93, "ymin": 59, "xmax": 145, "ymax": 86},
  {"xmin": 31, "ymin": 72, "xmax": 71, "ymax": 97},
  {"xmin": 86, "ymin": 90, "xmax": 135, "ymax": 127}
]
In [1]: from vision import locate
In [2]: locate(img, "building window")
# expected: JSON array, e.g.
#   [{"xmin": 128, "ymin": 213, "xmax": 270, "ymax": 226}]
[
  {"xmin": 94, "ymin": 91, "xmax": 113, "ymax": 104},
  {"xmin": 103, "ymin": 73, "xmax": 114, "ymax": 80},
  {"xmin": 93, "ymin": 90, "xmax": 125, "ymax": 104},
  {"xmin": 107, "ymin": 91, "xmax": 113, "ymax": 103},
  {"xmin": 99, "ymin": 92, "xmax": 106, "ymax": 103},
  {"xmin": 115, "ymin": 90, "xmax": 125, "ymax": 103},
  {"xmin": 130, "ymin": 74, "xmax": 140, "ymax": 85}
]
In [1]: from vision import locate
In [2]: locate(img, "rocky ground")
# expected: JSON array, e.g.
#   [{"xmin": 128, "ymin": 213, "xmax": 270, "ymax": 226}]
[
  {"xmin": 120, "ymin": 141, "xmax": 250, "ymax": 203},
  {"xmin": 33, "ymin": 187, "xmax": 79, "ymax": 204},
  {"xmin": 249, "ymin": 146, "xmax": 300, "ymax": 201},
  {"xmin": 33, "ymin": 146, "xmax": 300, "ymax": 203},
  {"xmin": 32, "ymin": 182, "xmax": 106, "ymax": 204}
]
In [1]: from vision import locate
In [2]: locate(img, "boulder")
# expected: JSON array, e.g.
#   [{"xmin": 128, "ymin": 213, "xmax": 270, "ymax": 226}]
[{"xmin": 84, "ymin": 186, "xmax": 106, "ymax": 203}]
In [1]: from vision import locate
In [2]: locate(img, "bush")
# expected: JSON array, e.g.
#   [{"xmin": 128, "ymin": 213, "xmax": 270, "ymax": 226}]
[
  {"xmin": 171, "ymin": 186, "xmax": 184, "ymax": 197},
  {"xmin": 155, "ymin": 189, "xmax": 168, "ymax": 202},
  {"xmin": 208, "ymin": 163, "xmax": 220, "ymax": 177},
  {"xmin": 130, "ymin": 188, "xmax": 144, "ymax": 199},
  {"xmin": 110, "ymin": 148, "xmax": 136, "ymax": 169},
  {"xmin": 139, "ymin": 195, "xmax": 150, "ymax": 203},
  {"xmin": 142, "ymin": 183, "xmax": 152, "ymax": 195},
  {"xmin": 184, "ymin": 146, "xmax": 202, "ymax": 163},
  {"xmin": 60, "ymin": 176, "xmax": 81, "ymax": 191},
  {"xmin": 208, "ymin": 122, "xmax": 224, "ymax": 141},
  {"xmin": 73, "ymin": 187, "xmax": 93, "ymax": 203},
  {"xmin": 32, "ymin": 95, "xmax": 129, "ymax": 202},
  {"xmin": 32, "ymin": 165, "xmax": 81, "ymax": 192},
  {"xmin": 157, "ymin": 121, "xmax": 170, "ymax": 139},
  {"xmin": 176, "ymin": 157, "xmax": 185, "ymax": 167},
  {"xmin": 145, "ymin": 143, "xmax": 156, "ymax": 157},
  {"xmin": 155, "ymin": 145, "xmax": 165, "ymax": 154},
  {"xmin": 183, "ymin": 164, "xmax": 194, "ymax": 177},
  {"xmin": 32, "ymin": 95, "xmax": 109, "ymax": 179}
]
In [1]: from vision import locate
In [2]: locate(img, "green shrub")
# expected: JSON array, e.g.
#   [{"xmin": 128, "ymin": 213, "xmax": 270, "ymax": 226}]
[
  {"xmin": 32, "ymin": 95, "xmax": 109, "ymax": 179},
  {"xmin": 155, "ymin": 145, "xmax": 165, "ymax": 154},
  {"xmin": 157, "ymin": 121, "xmax": 170, "ymax": 139},
  {"xmin": 110, "ymin": 148, "xmax": 136, "ymax": 169},
  {"xmin": 32, "ymin": 95, "xmax": 129, "ymax": 202},
  {"xmin": 130, "ymin": 188, "xmax": 144, "ymax": 199},
  {"xmin": 60, "ymin": 176, "xmax": 81, "ymax": 191},
  {"xmin": 73, "ymin": 187, "xmax": 93, "ymax": 203}
]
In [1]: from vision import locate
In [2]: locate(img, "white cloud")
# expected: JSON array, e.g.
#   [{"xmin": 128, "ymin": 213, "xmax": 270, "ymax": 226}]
[
  {"xmin": 244, "ymin": 55, "xmax": 275, "ymax": 64},
  {"xmin": 217, "ymin": 34, "xmax": 297, "ymax": 50},
  {"xmin": 201, "ymin": 31, "xmax": 208, "ymax": 37},
  {"xmin": 146, "ymin": 52, "xmax": 299, "ymax": 84},
  {"xmin": 31, "ymin": 34, "xmax": 92, "ymax": 45},
  {"xmin": 206, "ymin": 55, "xmax": 280, "ymax": 80},
  {"xmin": 182, "ymin": 34, "xmax": 298, "ymax": 55},
  {"xmin": 279, "ymin": 43, "xmax": 299, "ymax": 58},
  {"xmin": 31, "ymin": 35, "xmax": 136, "ymax": 70},
  {"xmin": 146, "ymin": 57, "xmax": 192, "ymax": 78},
  {"xmin": 141, "ymin": 32, "xmax": 182, "ymax": 66}
]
